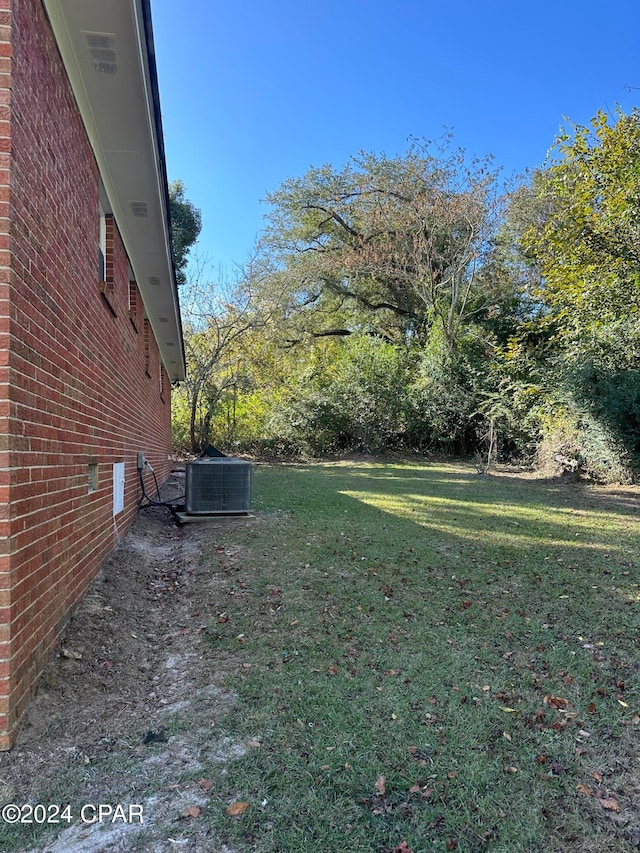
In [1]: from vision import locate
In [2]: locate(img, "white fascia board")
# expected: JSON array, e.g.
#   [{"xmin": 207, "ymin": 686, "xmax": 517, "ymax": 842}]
[{"xmin": 41, "ymin": 0, "xmax": 185, "ymax": 381}]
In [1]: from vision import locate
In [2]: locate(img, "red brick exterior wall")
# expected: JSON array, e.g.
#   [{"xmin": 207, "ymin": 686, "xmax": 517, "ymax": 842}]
[{"xmin": 0, "ymin": 0, "xmax": 175, "ymax": 748}]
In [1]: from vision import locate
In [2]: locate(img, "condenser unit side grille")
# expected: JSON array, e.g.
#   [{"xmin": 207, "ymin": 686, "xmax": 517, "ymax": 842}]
[{"xmin": 185, "ymin": 459, "xmax": 252, "ymax": 514}]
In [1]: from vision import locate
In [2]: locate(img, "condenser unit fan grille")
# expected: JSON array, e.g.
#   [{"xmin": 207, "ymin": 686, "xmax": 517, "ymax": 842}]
[{"xmin": 185, "ymin": 458, "xmax": 252, "ymax": 514}]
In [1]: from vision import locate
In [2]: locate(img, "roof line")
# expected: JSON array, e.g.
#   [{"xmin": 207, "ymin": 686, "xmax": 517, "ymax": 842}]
[{"xmin": 138, "ymin": 0, "xmax": 186, "ymax": 375}]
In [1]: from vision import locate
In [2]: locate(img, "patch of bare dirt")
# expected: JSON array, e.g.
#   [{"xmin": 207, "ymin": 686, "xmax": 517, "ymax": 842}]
[{"xmin": 0, "ymin": 474, "xmax": 253, "ymax": 853}]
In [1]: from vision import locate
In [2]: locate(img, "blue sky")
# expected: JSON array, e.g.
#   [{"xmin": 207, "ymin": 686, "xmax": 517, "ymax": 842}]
[{"xmin": 151, "ymin": 0, "xmax": 639, "ymax": 277}]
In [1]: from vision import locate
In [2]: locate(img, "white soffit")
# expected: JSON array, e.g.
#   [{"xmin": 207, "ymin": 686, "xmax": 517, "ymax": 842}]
[{"xmin": 41, "ymin": 0, "xmax": 185, "ymax": 382}]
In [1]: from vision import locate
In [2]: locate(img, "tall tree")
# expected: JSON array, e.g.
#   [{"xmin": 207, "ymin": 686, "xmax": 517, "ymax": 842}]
[
  {"xmin": 522, "ymin": 108, "xmax": 640, "ymax": 347},
  {"xmin": 261, "ymin": 137, "xmax": 508, "ymax": 349},
  {"xmin": 169, "ymin": 179, "xmax": 202, "ymax": 286},
  {"xmin": 177, "ymin": 253, "xmax": 282, "ymax": 453},
  {"xmin": 508, "ymin": 108, "xmax": 640, "ymax": 480}
]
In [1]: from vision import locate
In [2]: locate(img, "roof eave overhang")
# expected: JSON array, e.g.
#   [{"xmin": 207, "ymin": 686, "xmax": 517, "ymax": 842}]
[{"xmin": 42, "ymin": 0, "xmax": 186, "ymax": 382}]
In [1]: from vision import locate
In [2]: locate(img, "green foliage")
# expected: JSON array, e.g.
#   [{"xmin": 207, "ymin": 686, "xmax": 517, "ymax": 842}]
[
  {"xmin": 265, "ymin": 335, "xmax": 409, "ymax": 456},
  {"xmin": 262, "ymin": 136, "xmax": 508, "ymax": 349},
  {"xmin": 523, "ymin": 108, "xmax": 640, "ymax": 334},
  {"xmin": 404, "ymin": 330, "xmax": 480, "ymax": 452},
  {"xmin": 537, "ymin": 399, "xmax": 636, "ymax": 484},
  {"xmin": 170, "ymin": 383, "xmax": 192, "ymax": 452},
  {"xmin": 169, "ymin": 179, "xmax": 202, "ymax": 286},
  {"xmin": 490, "ymin": 109, "xmax": 640, "ymax": 480},
  {"xmin": 170, "ymin": 113, "xmax": 640, "ymax": 482},
  {"xmin": 208, "ymin": 388, "xmax": 273, "ymax": 452}
]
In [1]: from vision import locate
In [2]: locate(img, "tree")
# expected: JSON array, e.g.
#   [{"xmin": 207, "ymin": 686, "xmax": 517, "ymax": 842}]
[
  {"xmin": 522, "ymin": 108, "xmax": 640, "ymax": 342},
  {"xmin": 261, "ymin": 136, "xmax": 508, "ymax": 350},
  {"xmin": 169, "ymin": 179, "xmax": 202, "ymax": 286},
  {"xmin": 178, "ymin": 274, "xmax": 257, "ymax": 452},
  {"xmin": 506, "ymin": 109, "xmax": 640, "ymax": 480},
  {"xmin": 263, "ymin": 334, "xmax": 409, "ymax": 455},
  {"xmin": 175, "ymin": 252, "xmax": 284, "ymax": 453}
]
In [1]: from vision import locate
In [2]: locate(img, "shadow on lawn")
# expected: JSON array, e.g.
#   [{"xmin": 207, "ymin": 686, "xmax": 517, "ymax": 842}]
[
  {"xmin": 215, "ymin": 463, "xmax": 638, "ymax": 853},
  {"xmin": 272, "ymin": 462, "xmax": 639, "ymax": 568},
  {"xmin": 235, "ymin": 461, "xmax": 640, "ymax": 852}
]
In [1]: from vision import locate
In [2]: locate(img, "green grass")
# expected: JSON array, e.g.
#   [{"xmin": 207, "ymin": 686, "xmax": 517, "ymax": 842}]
[{"xmin": 198, "ymin": 461, "xmax": 640, "ymax": 853}]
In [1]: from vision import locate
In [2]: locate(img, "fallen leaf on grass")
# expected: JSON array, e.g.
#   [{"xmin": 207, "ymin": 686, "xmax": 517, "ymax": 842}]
[
  {"xmin": 632, "ymin": 713, "xmax": 640, "ymax": 725},
  {"xmin": 576, "ymin": 784, "xmax": 592, "ymax": 796},
  {"xmin": 182, "ymin": 806, "xmax": 201, "ymax": 819},
  {"xmin": 392, "ymin": 843, "xmax": 413, "ymax": 853},
  {"xmin": 247, "ymin": 739, "xmax": 261, "ymax": 748},
  {"xmin": 375, "ymin": 775, "xmax": 386, "ymax": 796},
  {"xmin": 226, "ymin": 802, "xmax": 250, "ymax": 817},
  {"xmin": 500, "ymin": 707, "xmax": 517, "ymax": 713},
  {"xmin": 592, "ymin": 772, "xmax": 603, "ymax": 783},
  {"xmin": 543, "ymin": 695, "xmax": 570, "ymax": 709},
  {"xmin": 597, "ymin": 797, "xmax": 620, "ymax": 813},
  {"xmin": 198, "ymin": 779, "xmax": 214, "ymax": 792},
  {"xmin": 446, "ymin": 838, "xmax": 459, "ymax": 850}
]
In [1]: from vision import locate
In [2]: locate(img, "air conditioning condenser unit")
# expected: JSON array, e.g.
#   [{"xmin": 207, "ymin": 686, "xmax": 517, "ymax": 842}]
[{"xmin": 185, "ymin": 458, "xmax": 252, "ymax": 515}]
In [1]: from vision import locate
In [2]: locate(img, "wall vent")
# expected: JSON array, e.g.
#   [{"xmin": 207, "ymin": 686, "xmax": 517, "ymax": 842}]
[
  {"xmin": 148, "ymin": 276, "xmax": 160, "ymax": 286},
  {"xmin": 129, "ymin": 201, "xmax": 149, "ymax": 218},
  {"xmin": 84, "ymin": 32, "xmax": 118, "ymax": 74},
  {"xmin": 185, "ymin": 459, "xmax": 252, "ymax": 515}
]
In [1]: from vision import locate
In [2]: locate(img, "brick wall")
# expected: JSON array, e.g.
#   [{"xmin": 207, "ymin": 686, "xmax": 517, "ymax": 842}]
[{"xmin": 0, "ymin": 0, "xmax": 175, "ymax": 748}]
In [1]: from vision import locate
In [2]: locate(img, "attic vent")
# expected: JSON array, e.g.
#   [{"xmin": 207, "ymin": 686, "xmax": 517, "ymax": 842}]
[
  {"xmin": 84, "ymin": 32, "xmax": 117, "ymax": 74},
  {"xmin": 129, "ymin": 201, "xmax": 149, "ymax": 218},
  {"xmin": 148, "ymin": 276, "xmax": 160, "ymax": 287},
  {"xmin": 158, "ymin": 316, "xmax": 168, "ymax": 323}
]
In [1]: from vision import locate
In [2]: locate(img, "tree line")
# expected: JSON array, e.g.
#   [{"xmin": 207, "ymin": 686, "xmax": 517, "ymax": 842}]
[{"xmin": 170, "ymin": 108, "xmax": 640, "ymax": 482}]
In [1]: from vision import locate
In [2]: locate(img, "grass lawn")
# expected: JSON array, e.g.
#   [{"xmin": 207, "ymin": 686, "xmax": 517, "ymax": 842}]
[{"xmin": 198, "ymin": 460, "xmax": 639, "ymax": 853}]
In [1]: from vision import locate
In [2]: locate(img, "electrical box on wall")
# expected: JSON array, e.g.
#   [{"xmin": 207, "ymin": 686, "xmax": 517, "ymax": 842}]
[{"xmin": 113, "ymin": 462, "xmax": 125, "ymax": 515}]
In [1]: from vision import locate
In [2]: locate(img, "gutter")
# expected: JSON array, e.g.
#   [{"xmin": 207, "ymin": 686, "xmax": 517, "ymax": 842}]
[{"xmin": 138, "ymin": 0, "xmax": 186, "ymax": 377}]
